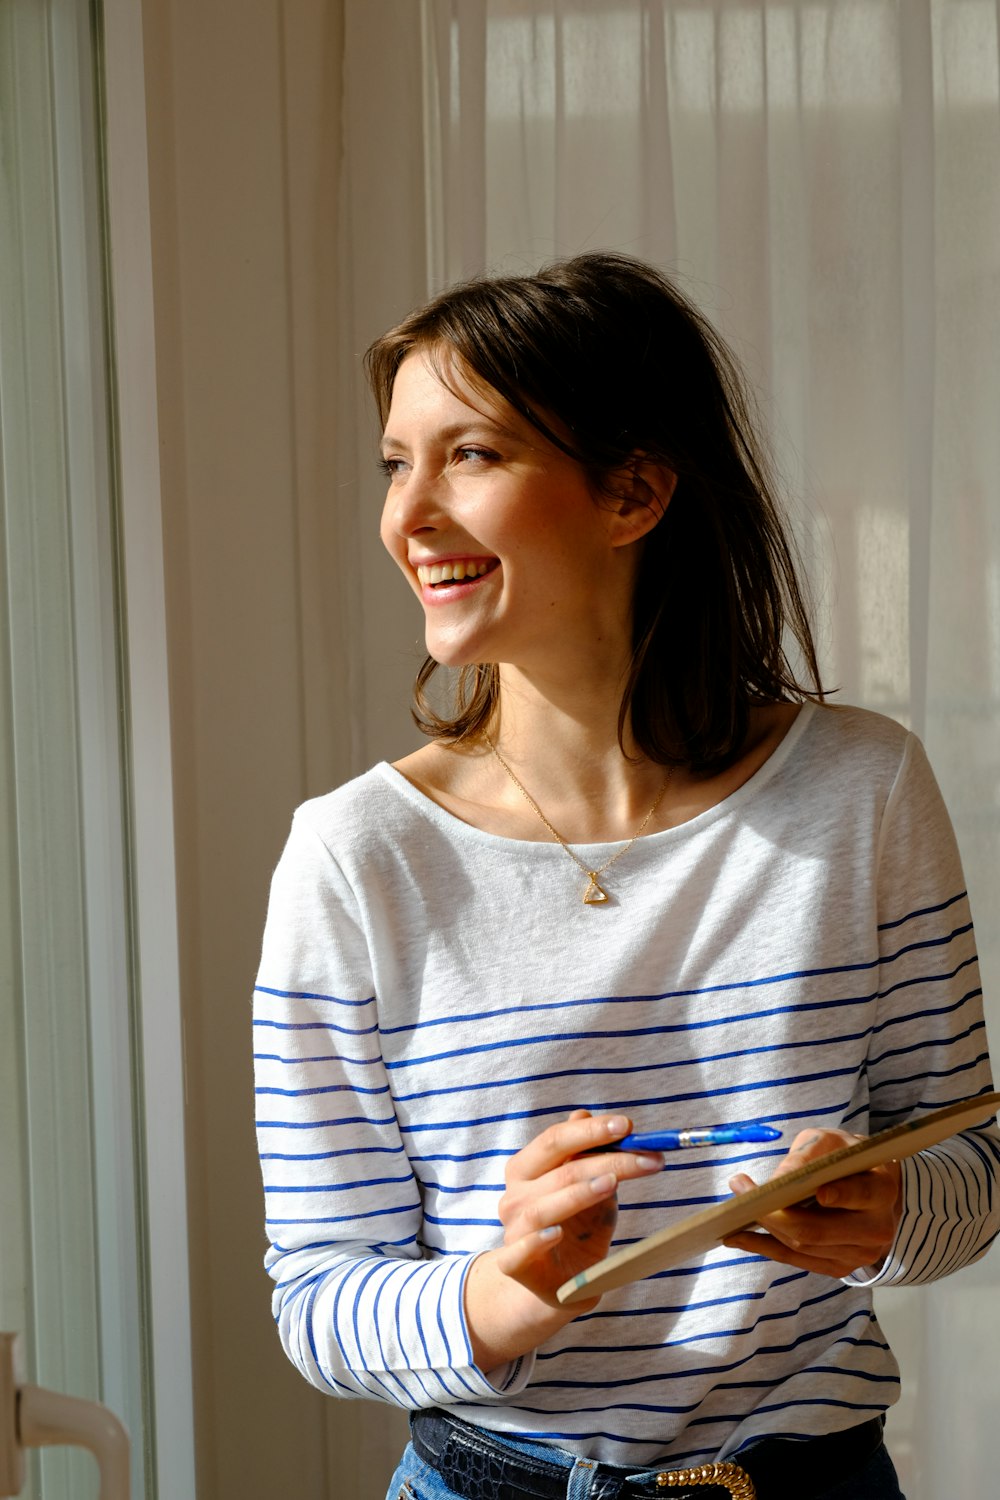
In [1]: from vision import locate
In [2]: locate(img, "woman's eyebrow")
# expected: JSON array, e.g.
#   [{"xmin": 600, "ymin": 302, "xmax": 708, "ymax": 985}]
[{"xmin": 380, "ymin": 418, "xmax": 520, "ymax": 454}]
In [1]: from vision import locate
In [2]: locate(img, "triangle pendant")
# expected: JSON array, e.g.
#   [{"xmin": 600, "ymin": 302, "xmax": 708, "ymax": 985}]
[{"xmin": 582, "ymin": 873, "xmax": 609, "ymax": 905}]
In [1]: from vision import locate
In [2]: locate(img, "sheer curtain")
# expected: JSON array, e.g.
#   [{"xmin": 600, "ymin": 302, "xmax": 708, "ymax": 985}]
[{"xmin": 339, "ymin": 2, "xmax": 999, "ymax": 1492}]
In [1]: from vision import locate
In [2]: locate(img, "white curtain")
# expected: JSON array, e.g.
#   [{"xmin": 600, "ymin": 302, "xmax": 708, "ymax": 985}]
[{"xmin": 340, "ymin": 3, "xmax": 1000, "ymax": 1492}]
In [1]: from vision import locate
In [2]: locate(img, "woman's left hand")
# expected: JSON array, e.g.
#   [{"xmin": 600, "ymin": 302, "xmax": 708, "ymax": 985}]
[{"xmin": 722, "ymin": 1128, "xmax": 902, "ymax": 1278}]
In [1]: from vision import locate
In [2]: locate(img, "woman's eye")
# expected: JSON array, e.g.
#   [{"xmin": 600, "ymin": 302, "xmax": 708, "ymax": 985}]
[
  {"xmin": 378, "ymin": 447, "xmax": 497, "ymax": 479},
  {"xmin": 455, "ymin": 446, "xmax": 498, "ymax": 466}
]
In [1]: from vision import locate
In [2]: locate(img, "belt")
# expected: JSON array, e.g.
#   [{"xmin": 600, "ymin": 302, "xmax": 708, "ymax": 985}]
[{"xmin": 410, "ymin": 1408, "xmax": 886, "ymax": 1500}]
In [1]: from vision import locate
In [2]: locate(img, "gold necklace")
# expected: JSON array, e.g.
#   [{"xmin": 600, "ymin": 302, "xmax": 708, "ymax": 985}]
[{"xmin": 484, "ymin": 735, "xmax": 674, "ymax": 905}]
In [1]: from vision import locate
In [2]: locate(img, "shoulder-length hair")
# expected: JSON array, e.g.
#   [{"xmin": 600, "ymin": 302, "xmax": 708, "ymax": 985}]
[{"xmin": 365, "ymin": 251, "xmax": 824, "ymax": 772}]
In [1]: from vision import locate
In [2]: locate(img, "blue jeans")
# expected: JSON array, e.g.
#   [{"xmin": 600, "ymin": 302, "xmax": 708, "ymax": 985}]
[{"xmin": 386, "ymin": 1429, "xmax": 906, "ymax": 1500}]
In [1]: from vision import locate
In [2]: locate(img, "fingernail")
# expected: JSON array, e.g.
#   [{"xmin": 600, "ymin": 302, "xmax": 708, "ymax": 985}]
[
  {"xmin": 606, "ymin": 1117, "xmax": 629, "ymax": 1135},
  {"xmin": 590, "ymin": 1172, "xmax": 616, "ymax": 1193},
  {"xmin": 729, "ymin": 1175, "xmax": 752, "ymax": 1194},
  {"xmin": 634, "ymin": 1154, "xmax": 663, "ymax": 1172},
  {"xmin": 539, "ymin": 1226, "xmax": 561, "ymax": 1241}
]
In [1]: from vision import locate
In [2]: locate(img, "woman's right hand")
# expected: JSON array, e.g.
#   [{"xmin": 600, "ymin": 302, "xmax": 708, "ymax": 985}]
[{"xmin": 463, "ymin": 1110, "xmax": 664, "ymax": 1371}]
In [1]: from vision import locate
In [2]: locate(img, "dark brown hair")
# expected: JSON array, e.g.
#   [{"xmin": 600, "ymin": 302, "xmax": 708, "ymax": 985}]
[{"xmin": 365, "ymin": 251, "xmax": 823, "ymax": 771}]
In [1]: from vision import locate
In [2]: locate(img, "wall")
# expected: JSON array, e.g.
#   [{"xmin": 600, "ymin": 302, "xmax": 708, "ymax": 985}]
[{"xmin": 140, "ymin": 1, "xmax": 414, "ymax": 1492}]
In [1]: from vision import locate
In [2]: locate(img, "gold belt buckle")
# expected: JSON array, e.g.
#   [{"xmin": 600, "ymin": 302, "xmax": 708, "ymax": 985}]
[{"xmin": 654, "ymin": 1461, "xmax": 756, "ymax": 1499}]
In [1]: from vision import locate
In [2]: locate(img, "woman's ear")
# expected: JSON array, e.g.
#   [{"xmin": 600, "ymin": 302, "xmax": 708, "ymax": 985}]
[{"xmin": 605, "ymin": 458, "xmax": 677, "ymax": 547}]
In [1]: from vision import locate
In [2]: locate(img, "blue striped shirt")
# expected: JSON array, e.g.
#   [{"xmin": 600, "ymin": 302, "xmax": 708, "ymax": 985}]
[{"xmin": 253, "ymin": 703, "xmax": 998, "ymax": 1466}]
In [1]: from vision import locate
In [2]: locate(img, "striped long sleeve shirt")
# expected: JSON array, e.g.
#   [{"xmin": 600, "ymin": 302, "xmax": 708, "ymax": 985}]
[{"xmin": 253, "ymin": 703, "xmax": 998, "ymax": 1467}]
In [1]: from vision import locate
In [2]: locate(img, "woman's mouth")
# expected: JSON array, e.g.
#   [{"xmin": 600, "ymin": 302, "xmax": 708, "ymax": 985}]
[
  {"xmin": 415, "ymin": 558, "xmax": 500, "ymax": 601},
  {"xmin": 416, "ymin": 559, "xmax": 497, "ymax": 586}
]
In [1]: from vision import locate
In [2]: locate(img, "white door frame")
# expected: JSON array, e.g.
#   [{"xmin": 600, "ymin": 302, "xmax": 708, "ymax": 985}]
[{"xmin": 101, "ymin": 2, "xmax": 196, "ymax": 1493}]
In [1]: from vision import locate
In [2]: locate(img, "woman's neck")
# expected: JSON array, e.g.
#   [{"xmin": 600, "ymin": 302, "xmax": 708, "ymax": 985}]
[
  {"xmin": 484, "ymin": 667, "xmax": 666, "ymax": 839},
  {"xmin": 392, "ymin": 691, "xmax": 802, "ymax": 846}
]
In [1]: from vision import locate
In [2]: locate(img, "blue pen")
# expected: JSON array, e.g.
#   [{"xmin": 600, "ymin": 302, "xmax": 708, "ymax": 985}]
[{"xmin": 594, "ymin": 1123, "xmax": 781, "ymax": 1152}]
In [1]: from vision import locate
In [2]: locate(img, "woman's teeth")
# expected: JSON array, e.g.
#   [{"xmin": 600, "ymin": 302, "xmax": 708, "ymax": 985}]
[{"xmin": 416, "ymin": 561, "xmax": 494, "ymax": 586}]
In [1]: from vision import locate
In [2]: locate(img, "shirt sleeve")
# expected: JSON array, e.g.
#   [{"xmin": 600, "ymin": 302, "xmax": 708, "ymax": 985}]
[
  {"xmin": 253, "ymin": 809, "xmax": 534, "ymax": 1405},
  {"xmin": 847, "ymin": 732, "xmax": 999, "ymax": 1287}
]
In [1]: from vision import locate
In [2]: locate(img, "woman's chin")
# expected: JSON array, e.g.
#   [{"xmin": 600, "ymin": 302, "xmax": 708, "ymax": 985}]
[
  {"xmin": 423, "ymin": 627, "xmax": 494, "ymax": 670},
  {"xmin": 426, "ymin": 645, "xmax": 487, "ymax": 670}
]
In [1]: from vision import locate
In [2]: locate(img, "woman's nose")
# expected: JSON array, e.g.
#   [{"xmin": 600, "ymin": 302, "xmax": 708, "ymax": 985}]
[{"xmin": 384, "ymin": 463, "xmax": 444, "ymax": 537}]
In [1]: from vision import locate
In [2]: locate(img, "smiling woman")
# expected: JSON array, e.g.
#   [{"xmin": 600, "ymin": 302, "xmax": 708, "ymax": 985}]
[
  {"xmin": 252, "ymin": 252, "xmax": 998, "ymax": 1500},
  {"xmin": 377, "ymin": 349, "xmax": 663, "ymax": 697},
  {"xmin": 366, "ymin": 254, "xmax": 822, "ymax": 782}
]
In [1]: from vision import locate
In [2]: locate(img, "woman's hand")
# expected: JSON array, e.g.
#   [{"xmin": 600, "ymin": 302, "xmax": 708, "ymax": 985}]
[
  {"xmin": 495, "ymin": 1109, "xmax": 664, "ymax": 1297},
  {"xmin": 722, "ymin": 1127, "xmax": 902, "ymax": 1279},
  {"xmin": 463, "ymin": 1110, "xmax": 663, "ymax": 1370}
]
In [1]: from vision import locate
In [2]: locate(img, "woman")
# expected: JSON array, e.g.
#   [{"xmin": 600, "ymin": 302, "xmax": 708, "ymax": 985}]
[{"xmin": 254, "ymin": 253, "xmax": 997, "ymax": 1500}]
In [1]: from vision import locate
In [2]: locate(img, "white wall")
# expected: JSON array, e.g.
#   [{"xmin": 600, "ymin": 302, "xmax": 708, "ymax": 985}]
[{"xmin": 140, "ymin": 1, "xmax": 413, "ymax": 1492}]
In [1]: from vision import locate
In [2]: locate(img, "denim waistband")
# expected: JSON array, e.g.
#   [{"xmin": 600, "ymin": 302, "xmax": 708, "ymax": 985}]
[{"xmin": 410, "ymin": 1407, "xmax": 886, "ymax": 1500}]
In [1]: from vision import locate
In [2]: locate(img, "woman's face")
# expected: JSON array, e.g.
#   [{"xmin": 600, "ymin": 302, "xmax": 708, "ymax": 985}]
[{"xmin": 378, "ymin": 349, "xmax": 641, "ymax": 673}]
